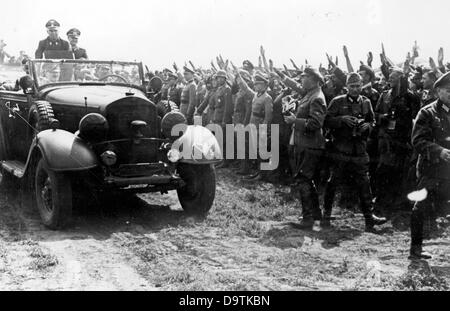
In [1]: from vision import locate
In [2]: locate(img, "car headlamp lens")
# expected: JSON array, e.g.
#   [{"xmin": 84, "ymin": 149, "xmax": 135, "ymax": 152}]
[
  {"xmin": 167, "ymin": 149, "xmax": 181, "ymax": 163},
  {"xmin": 101, "ymin": 151, "xmax": 117, "ymax": 166}
]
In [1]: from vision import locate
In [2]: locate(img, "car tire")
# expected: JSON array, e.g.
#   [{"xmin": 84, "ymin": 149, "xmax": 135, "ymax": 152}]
[
  {"xmin": 176, "ymin": 163, "xmax": 216, "ymax": 216},
  {"xmin": 28, "ymin": 102, "xmax": 54, "ymax": 142},
  {"xmin": 35, "ymin": 158, "xmax": 72, "ymax": 229}
]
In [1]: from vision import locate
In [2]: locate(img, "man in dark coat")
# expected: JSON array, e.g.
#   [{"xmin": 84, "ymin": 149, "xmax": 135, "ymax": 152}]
[
  {"xmin": 274, "ymin": 67, "xmax": 327, "ymax": 229},
  {"xmin": 67, "ymin": 28, "xmax": 88, "ymax": 59},
  {"xmin": 35, "ymin": 20, "xmax": 71, "ymax": 59},
  {"xmin": 409, "ymin": 72, "xmax": 450, "ymax": 259}
]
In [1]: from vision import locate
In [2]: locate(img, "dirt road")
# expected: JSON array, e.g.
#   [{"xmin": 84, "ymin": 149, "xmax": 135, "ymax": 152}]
[{"xmin": 0, "ymin": 169, "xmax": 449, "ymax": 291}]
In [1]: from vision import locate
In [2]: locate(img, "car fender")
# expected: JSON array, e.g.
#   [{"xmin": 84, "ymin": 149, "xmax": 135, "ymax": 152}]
[
  {"xmin": 171, "ymin": 125, "xmax": 222, "ymax": 165},
  {"xmin": 31, "ymin": 129, "xmax": 98, "ymax": 172}
]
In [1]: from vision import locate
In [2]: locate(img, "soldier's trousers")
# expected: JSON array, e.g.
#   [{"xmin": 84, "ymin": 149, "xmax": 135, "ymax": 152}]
[
  {"xmin": 323, "ymin": 155, "xmax": 374, "ymax": 218},
  {"xmin": 291, "ymin": 149, "xmax": 323, "ymax": 221},
  {"xmin": 411, "ymin": 177, "xmax": 450, "ymax": 247}
]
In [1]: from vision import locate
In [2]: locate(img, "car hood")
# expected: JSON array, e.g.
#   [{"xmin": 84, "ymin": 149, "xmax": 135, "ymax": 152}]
[{"xmin": 42, "ymin": 85, "xmax": 149, "ymax": 111}]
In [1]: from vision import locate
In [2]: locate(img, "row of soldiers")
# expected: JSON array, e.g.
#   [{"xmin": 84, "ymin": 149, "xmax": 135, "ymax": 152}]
[{"xmin": 149, "ymin": 43, "xmax": 449, "ymax": 260}]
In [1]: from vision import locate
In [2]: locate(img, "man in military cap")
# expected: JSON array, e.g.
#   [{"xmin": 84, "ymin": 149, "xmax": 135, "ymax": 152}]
[
  {"xmin": 161, "ymin": 72, "xmax": 182, "ymax": 108},
  {"xmin": 323, "ymin": 73, "xmax": 387, "ymax": 231},
  {"xmin": 67, "ymin": 28, "xmax": 88, "ymax": 59},
  {"xmin": 420, "ymin": 70, "xmax": 438, "ymax": 108},
  {"xmin": 410, "ymin": 71, "xmax": 450, "ymax": 259},
  {"xmin": 212, "ymin": 70, "xmax": 234, "ymax": 168},
  {"xmin": 273, "ymin": 66, "xmax": 326, "ymax": 229},
  {"xmin": 180, "ymin": 66, "xmax": 197, "ymax": 124},
  {"xmin": 232, "ymin": 63, "xmax": 273, "ymax": 178},
  {"xmin": 35, "ymin": 19, "xmax": 71, "ymax": 59},
  {"xmin": 374, "ymin": 68, "xmax": 421, "ymax": 210},
  {"xmin": 242, "ymin": 60, "xmax": 255, "ymax": 76}
]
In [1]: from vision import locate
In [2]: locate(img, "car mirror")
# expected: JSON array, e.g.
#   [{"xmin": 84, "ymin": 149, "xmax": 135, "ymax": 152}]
[{"xmin": 19, "ymin": 75, "xmax": 35, "ymax": 94}]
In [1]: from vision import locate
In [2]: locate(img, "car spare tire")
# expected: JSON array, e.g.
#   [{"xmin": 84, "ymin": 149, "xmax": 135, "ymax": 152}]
[{"xmin": 176, "ymin": 163, "xmax": 216, "ymax": 216}]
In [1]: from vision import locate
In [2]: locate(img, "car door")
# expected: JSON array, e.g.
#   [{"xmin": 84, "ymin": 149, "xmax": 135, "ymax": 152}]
[{"xmin": 0, "ymin": 92, "xmax": 33, "ymax": 162}]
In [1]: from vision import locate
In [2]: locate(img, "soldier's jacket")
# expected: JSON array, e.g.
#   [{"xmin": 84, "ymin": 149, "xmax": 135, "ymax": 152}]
[
  {"xmin": 412, "ymin": 100, "xmax": 450, "ymax": 180},
  {"xmin": 73, "ymin": 47, "xmax": 88, "ymax": 60},
  {"xmin": 233, "ymin": 88, "xmax": 253, "ymax": 125},
  {"xmin": 180, "ymin": 80, "xmax": 197, "ymax": 122},
  {"xmin": 375, "ymin": 88, "xmax": 420, "ymax": 143},
  {"xmin": 237, "ymin": 78, "xmax": 273, "ymax": 126},
  {"xmin": 361, "ymin": 84, "xmax": 380, "ymax": 111},
  {"xmin": 325, "ymin": 94, "xmax": 375, "ymax": 156},
  {"xmin": 283, "ymin": 77, "xmax": 327, "ymax": 150},
  {"xmin": 420, "ymin": 89, "xmax": 438, "ymax": 108},
  {"xmin": 212, "ymin": 84, "xmax": 233, "ymax": 125},
  {"xmin": 196, "ymin": 84, "xmax": 207, "ymax": 110},
  {"xmin": 196, "ymin": 88, "xmax": 216, "ymax": 124},
  {"xmin": 161, "ymin": 85, "xmax": 182, "ymax": 107},
  {"xmin": 35, "ymin": 37, "xmax": 71, "ymax": 59}
]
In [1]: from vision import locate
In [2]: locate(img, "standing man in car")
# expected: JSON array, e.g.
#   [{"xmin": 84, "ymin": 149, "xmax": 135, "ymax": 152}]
[
  {"xmin": 35, "ymin": 20, "xmax": 71, "ymax": 59},
  {"xmin": 67, "ymin": 28, "xmax": 88, "ymax": 59}
]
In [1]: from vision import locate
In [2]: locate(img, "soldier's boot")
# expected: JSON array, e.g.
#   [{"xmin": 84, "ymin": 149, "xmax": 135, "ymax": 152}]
[
  {"xmin": 365, "ymin": 214, "xmax": 388, "ymax": 232},
  {"xmin": 321, "ymin": 181, "xmax": 336, "ymax": 228},
  {"xmin": 409, "ymin": 245, "xmax": 432, "ymax": 260},
  {"xmin": 293, "ymin": 218, "xmax": 315, "ymax": 230}
]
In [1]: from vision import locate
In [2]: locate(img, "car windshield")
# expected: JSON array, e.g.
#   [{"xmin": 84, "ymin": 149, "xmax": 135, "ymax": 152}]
[{"xmin": 32, "ymin": 60, "xmax": 144, "ymax": 88}]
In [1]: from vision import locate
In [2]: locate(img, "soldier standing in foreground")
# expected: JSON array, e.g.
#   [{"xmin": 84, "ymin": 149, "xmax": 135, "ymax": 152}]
[
  {"xmin": 35, "ymin": 20, "xmax": 71, "ymax": 59},
  {"xmin": 274, "ymin": 67, "xmax": 327, "ymax": 230},
  {"xmin": 323, "ymin": 73, "xmax": 387, "ymax": 231},
  {"xmin": 410, "ymin": 72, "xmax": 450, "ymax": 259}
]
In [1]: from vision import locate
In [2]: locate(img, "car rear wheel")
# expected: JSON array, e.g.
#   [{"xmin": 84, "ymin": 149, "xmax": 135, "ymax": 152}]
[
  {"xmin": 35, "ymin": 158, "xmax": 72, "ymax": 229},
  {"xmin": 176, "ymin": 163, "xmax": 216, "ymax": 216}
]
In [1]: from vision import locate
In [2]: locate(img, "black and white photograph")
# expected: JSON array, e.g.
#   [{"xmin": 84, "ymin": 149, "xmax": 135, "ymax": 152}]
[{"xmin": 0, "ymin": 0, "xmax": 449, "ymax": 294}]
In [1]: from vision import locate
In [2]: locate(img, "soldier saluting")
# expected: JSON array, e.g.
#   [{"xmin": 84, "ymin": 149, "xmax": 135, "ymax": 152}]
[
  {"xmin": 410, "ymin": 71, "xmax": 450, "ymax": 259},
  {"xmin": 35, "ymin": 19, "xmax": 71, "ymax": 59},
  {"xmin": 67, "ymin": 28, "xmax": 88, "ymax": 59}
]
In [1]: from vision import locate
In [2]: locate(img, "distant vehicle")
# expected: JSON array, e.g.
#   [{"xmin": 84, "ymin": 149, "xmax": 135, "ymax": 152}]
[{"xmin": 0, "ymin": 57, "xmax": 221, "ymax": 229}]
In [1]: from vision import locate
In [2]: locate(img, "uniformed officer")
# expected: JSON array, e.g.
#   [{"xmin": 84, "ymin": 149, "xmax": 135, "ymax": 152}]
[
  {"xmin": 212, "ymin": 70, "xmax": 234, "ymax": 168},
  {"xmin": 67, "ymin": 28, "xmax": 88, "ymax": 59},
  {"xmin": 180, "ymin": 66, "xmax": 197, "ymax": 124},
  {"xmin": 274, "ymin": 67, "xmax": 327, "ymax": 229},
  {"xmin": 161, "ymin": 72, "xmax": 182, "ymax": 107},
  {"xmin": 410, "ymin": 71, "xmax": 450, "ymax": 259},
  {"xmin": 323, "ymin": 73, "xmax": 387, "ymax": 231},
  {"xmin": 35, "ymin": 20, "xmax": 71, "ymax": 59},
  {"xmin": 374, "ymin": 68, "xmax": 420, "ymax": 210},
  {"xmin": 233, "ymin": 64, "xmax": 273, "ymax": 179}
]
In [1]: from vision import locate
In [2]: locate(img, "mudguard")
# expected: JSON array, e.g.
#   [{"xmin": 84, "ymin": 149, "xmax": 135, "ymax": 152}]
[
  {"xmin": 171, "ymin": 125, "xmax": 222, "ymax": 165},
  {"xmin": 33, "ymin": 129, "xmax": 98, "ymax": 171}
]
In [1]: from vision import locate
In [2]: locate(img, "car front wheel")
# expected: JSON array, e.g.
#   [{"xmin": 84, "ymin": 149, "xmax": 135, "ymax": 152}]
[
  {"xmin": 35, "ymin": 158, "xmax": 72, "ymax": 229},
  {"xmin": 176, "ymin": 163, "xmax": 216, "ymax": 216}
]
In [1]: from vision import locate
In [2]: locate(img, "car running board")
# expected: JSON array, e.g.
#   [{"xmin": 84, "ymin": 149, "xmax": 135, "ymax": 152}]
[{"xmin": 1, "ymin": 160, "xmax": 25, "ymax": 178}]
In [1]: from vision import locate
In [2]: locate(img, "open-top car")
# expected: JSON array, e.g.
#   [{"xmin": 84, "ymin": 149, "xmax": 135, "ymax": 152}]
[{"xmin": 0, "ymin": 58, "xmax": 222, "ymax": 229}]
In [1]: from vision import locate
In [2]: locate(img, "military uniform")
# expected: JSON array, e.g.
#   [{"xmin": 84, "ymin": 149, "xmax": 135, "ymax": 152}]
[
  {"xmin": 180, "ymin": 80, "xmax": 197, "ymax": 124},
  {"xmin": 323, "ymin": 94, "xmax": 377, "ymax": 222},
  {"xmin": 374, "ymin": 84, "xmax": 420, "ymax": 207},
  {"xmin": 233, "ymin": 87, "xmax": 253, "ymax": 126},
  {"xmin": 410, "ymin": 73, "xmax": 450, "ymax": 258},
  {"xmin": 282, "ymin": 69, "xmax": 326, "ymax": 223},
  {"xmin": 35, "ymin": 37, "xmax": 71, "ymax": 59}
]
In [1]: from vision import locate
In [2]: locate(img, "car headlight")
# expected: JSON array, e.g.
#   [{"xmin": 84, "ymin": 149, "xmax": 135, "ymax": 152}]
[
  {"xmin": 167, "ymin": 149, "xmax": 181, "ymax": 163},
  {"xmin": 101, "ymin": 150, "xmax": 117, "ymax": 166}
]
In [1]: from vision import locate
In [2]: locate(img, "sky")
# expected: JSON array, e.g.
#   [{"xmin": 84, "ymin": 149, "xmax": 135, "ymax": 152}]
[{"xmin": 1, "ymin": 0, "xmax": 450, "ymax": 70}]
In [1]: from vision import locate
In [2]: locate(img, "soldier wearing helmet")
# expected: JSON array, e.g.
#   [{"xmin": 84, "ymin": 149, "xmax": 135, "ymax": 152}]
[{"xmin": 35, "ymin": 20, "xmax": 71, "ymax": 59}]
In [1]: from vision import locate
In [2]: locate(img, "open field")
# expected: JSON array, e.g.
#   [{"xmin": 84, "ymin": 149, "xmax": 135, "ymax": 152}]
[{"xmin": 0, "ymin": 168, "xmax": 449, "ymax": 291}]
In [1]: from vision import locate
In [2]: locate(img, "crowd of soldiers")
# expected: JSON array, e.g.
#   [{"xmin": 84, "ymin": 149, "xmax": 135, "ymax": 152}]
[
  {"xmin": 147, "ymin": 43, "xmax": 450, "ymax": 260},
  {"xmin": 1, "ymin": 20, "xmax": 448, "ymax": 260}
]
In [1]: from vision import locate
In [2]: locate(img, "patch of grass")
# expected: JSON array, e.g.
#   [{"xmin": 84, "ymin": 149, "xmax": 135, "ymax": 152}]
[
  {"xmin": 394, "ymin": 270, "xmax": 449, "ymax": 291},
  {"xmin": 28, "ymin": 245, "xmax": 58, "ymax": 271}
]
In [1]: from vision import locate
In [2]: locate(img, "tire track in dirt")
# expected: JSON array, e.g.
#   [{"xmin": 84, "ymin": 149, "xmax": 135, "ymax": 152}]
[{"xmin": 0, "ymin": 187, "xmax": 158, "ymax": 290}]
